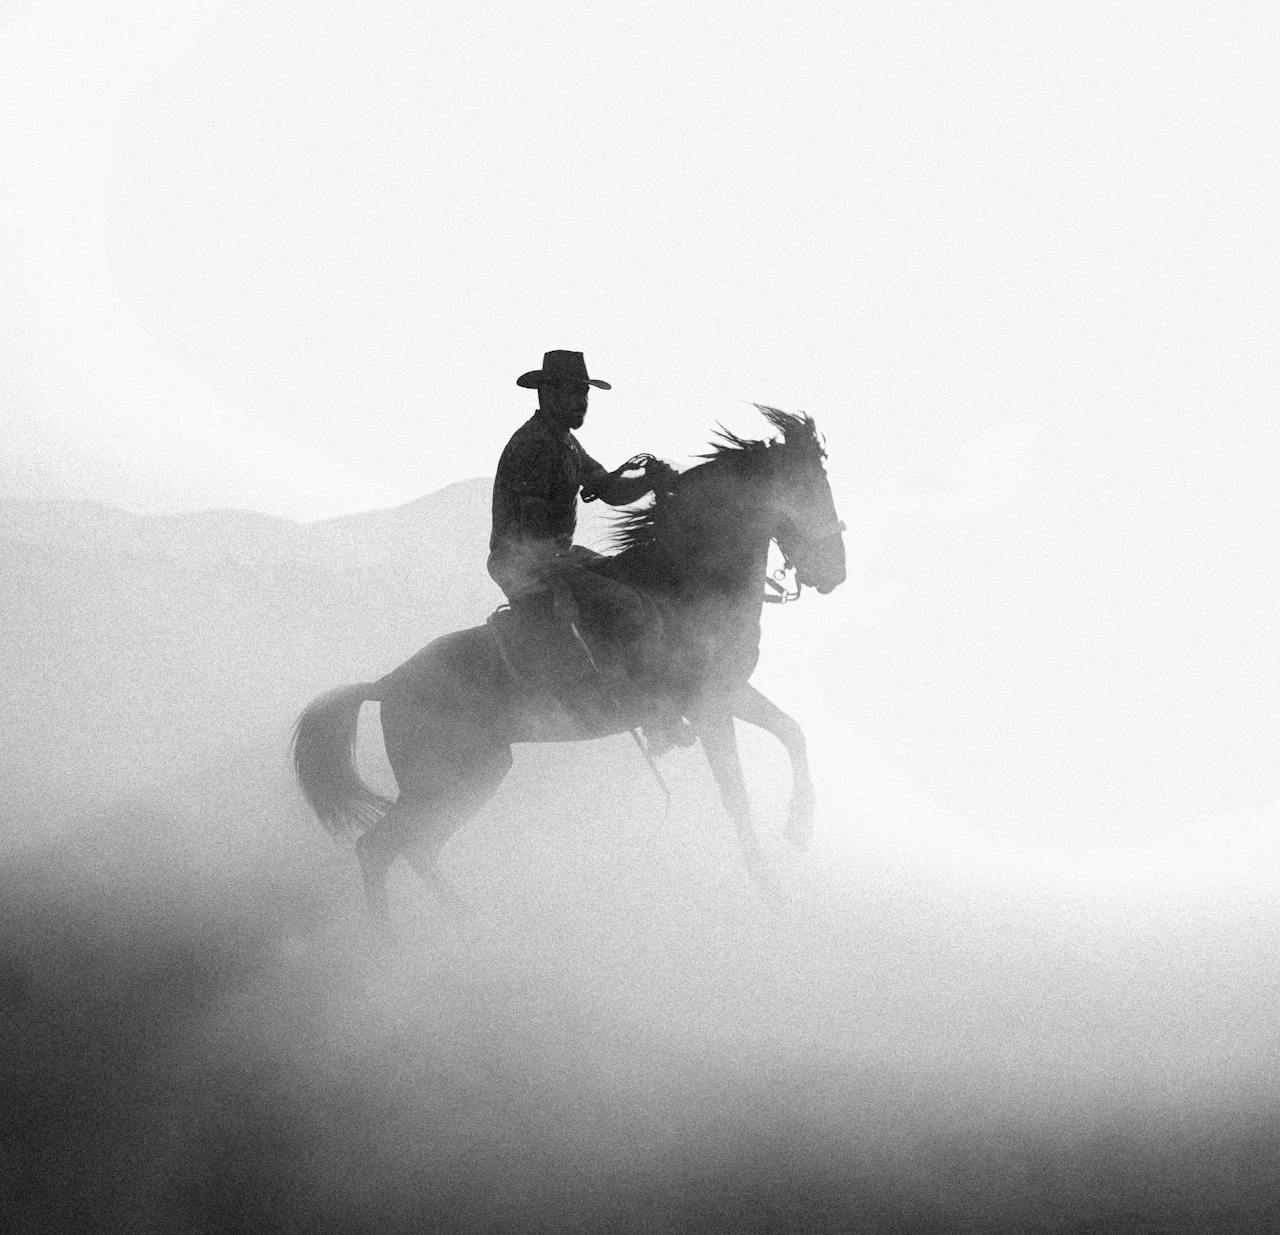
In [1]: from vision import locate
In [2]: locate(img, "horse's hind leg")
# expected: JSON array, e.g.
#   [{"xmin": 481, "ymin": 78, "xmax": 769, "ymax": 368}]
[
  {"xmin": 400, "ymin": 745, "xmax": 514, "ymax": 917},
  {"xmin": 356, "ymin": 744, "xmax": 513, "ymax": 923},
  {"xmin": 354, "ymin": 800, "xmax": 422, "ymax": 925},
  {"xmin": 357, "ymin": 690, "xmax": 465, "ymax": 924}
]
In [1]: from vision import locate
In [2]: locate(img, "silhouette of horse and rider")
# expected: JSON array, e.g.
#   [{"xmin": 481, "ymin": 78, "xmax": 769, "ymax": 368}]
[{"xmin": 292, "ymin": 350, "xmax": 847, "ymax": 922}]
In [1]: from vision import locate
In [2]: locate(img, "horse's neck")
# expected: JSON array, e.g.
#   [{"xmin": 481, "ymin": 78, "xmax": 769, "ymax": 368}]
[
  {"xmin": 684, "ymin": 523, "xmax": 770, "ymax": 592},
  {"xmin": 670, "ymin": 470, "xmax": 774, "ymax": 604}
]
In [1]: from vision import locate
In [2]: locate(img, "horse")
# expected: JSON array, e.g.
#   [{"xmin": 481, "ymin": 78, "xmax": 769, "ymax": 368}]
[{"xmin": 291, "ymin": 407, "xmax": 847, "ymax": 922}]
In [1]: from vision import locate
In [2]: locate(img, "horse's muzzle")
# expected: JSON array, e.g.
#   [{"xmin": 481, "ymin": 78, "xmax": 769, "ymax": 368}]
[{"xmin": 796, "ymin": 531, "xmax": 847, "ymax": 595}]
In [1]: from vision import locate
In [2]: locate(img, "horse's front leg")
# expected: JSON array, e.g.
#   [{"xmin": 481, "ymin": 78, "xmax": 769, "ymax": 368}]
[
  {"xmin": 731, "ymin": 683, "xmax": 815, "ymax": 849},
  {"xmin": 695, "ymin": 707, "xmax": 776, "ymax": 898}
]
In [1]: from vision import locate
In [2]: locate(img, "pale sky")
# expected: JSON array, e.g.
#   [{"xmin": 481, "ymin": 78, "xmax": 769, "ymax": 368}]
[{"xmin": 2, "ymin": 0, "xmax": 1276, "ymax": 521}]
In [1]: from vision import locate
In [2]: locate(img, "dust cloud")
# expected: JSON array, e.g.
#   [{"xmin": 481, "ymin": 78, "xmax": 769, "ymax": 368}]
[
  {"xmin": 3, "ymin": 483, "xmax": 1278, "ymax": 1232},
  {"xmin": 3, "ymin": 737, "xmax": 1278, "ymax": 1232}
]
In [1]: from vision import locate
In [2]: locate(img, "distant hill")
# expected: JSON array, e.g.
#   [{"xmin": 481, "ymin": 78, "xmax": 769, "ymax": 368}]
[
  {"xmin": 0, "ymin": 480, "xmax": 643, "ymax": 821},
  {"xmin": 1, "ymin": 481, "xmax": 483, "ymax": 812},
  {"xmin": 0, "ymin": 478, "xmax": 490, "ymax": 566}
]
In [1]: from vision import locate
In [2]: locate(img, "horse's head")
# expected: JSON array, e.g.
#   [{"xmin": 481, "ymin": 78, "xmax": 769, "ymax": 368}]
[
  {"xmin": 610, "ymin": 406, "xmax": 847, "ymax": 600},
  {"xmin": 760, "ymin": 408, "xmax": 847, "ymax": 595}
]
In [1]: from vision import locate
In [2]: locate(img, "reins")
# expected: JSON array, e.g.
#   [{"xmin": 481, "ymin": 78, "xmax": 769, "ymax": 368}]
[{"xmin": 581, "ymin": 454, "xmax": 661, "ymax": 503}]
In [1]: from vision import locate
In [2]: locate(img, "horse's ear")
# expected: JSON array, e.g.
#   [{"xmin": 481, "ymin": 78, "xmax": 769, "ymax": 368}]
[
  {"xmin": 751, "ymin": 404, "xmax": 825, "ymax": 456},
  {"xmin": 784, "ymin": 413, "xmax": 827, "ymax": 460}
]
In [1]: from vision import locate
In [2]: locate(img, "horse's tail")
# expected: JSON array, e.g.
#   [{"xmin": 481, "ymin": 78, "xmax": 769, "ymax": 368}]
[{"xmin": 290, "ymin": 683, "xmax": 392, "ymax": 839}]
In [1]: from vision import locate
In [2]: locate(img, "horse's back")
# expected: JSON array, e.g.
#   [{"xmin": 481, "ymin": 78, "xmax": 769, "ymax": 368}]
[
  {"xmin": 376, "ymin": 623, "xmax": 508, "ymax": 706},
  {"xmin": 375, "ymin": 618, "xmax": 631, "ymax": 747}
]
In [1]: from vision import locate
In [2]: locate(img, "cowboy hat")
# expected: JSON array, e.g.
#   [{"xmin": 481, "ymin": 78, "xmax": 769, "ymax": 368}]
[{"xmin": 516, "ymin": 350, "xmax": 611, "ymax": 390}]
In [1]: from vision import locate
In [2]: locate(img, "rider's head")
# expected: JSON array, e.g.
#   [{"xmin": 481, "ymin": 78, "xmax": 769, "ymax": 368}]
[
  {"xmin": 516, "ymin": 351, "xmax": 610, "ymax": 432},
  {"xmin": 539, "ymin": 378, "xmax": 591, "ymax": 431}
]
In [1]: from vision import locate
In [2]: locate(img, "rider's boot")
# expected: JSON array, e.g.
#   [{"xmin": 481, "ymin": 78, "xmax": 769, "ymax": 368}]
[{"xmin": 640, "ymin": 693, "xmax": 696, "ymax": 757}]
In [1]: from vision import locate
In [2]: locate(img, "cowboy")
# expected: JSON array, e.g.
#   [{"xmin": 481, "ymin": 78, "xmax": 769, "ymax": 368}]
[{"xmin": 488, "ymin": 350, "xmax": 691, "ymax": 753}]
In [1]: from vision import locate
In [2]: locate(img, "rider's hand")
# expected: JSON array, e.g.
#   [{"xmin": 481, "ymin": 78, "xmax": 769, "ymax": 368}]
[{"xmin": 645, "ymin": 459, "xmax": 678, "ymax": 492}]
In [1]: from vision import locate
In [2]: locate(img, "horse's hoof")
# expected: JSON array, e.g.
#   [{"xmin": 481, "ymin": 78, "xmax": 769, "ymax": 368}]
[{"xmin": 786, "ymin": 789, "xmax": 815, "ymax": 850}]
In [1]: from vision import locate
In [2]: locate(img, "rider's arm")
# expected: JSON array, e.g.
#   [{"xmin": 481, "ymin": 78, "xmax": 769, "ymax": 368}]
[
  {"xmin": 581, "ymin": 453, "xmax": 670, "ymax": 506},
  {"xmin": 587, "ymin": 469, "xmax": 652, "ymax": 506}
]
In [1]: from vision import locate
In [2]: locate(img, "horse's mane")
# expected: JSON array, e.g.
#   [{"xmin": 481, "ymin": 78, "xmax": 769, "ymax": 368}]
[
  {"xmin": 707, "ymin": 404, "xmax": 824, "ymax": 459},
  {"xmin": 607, "ymin": 405, "xmax": 824, "ymax": 554}
]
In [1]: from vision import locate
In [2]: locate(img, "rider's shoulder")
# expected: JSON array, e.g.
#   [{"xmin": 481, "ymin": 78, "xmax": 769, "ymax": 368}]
[
  {"xmin": 504, "ymin": 413, "xmax": 538, "ymax": 438},
  {"xmin": 497, "ymin": 416, "xmax": 557, "ymax": 476},
  {"xmin": 499, "ymin": 415, "xmax": 545, "ymax": 452},
  {"xmin": 504, "ymin": 413, "xmax": 578, "ymax": 456},
  {"xmin": 507, "ymin": 413, "xmax": 565, "ymax": 445}
]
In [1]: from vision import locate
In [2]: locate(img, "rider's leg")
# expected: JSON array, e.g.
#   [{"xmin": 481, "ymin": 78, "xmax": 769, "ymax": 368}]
[{"xmin": 545, "ymin": 565, "xmax": 692, "ymax": 752}]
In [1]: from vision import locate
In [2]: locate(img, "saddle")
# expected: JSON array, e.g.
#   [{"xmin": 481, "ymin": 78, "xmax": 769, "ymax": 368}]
[
  {"xmin": 490, "ymin": 582, "xmax": 690, "ymax": 725},
  {"xmin": 486, "ymin": 599, "xmax": 627, "ymax": 722},
  {"xmin": 487, "ymin": 570, "xmax": 699, "ymax": 753}
]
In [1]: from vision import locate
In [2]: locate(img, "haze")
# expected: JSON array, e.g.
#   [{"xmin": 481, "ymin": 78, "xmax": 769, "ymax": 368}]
[{"xmin": 3, "ymin": 2, "xmax": 1279, "ymax": 1230}]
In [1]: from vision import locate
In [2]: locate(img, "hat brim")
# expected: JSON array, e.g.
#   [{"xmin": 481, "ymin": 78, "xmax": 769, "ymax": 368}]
[{"xmin": 516, "ymin": 371, "xmax": 611, "ymax": 390}]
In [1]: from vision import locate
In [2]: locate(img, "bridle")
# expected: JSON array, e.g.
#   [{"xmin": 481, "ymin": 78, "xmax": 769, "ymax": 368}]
[
  {"xmin": 766, "ymin": 514, "xmax": 846, "ymax": 605},
  {"xmin": 763, "ymin": 568, "xmax": 802, "ymax": 605}
]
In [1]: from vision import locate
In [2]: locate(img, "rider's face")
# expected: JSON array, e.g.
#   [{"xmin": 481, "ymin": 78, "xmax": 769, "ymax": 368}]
[{"xmin": 540, "ymin": 379, "xmax": 589, "ymax": 430}]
